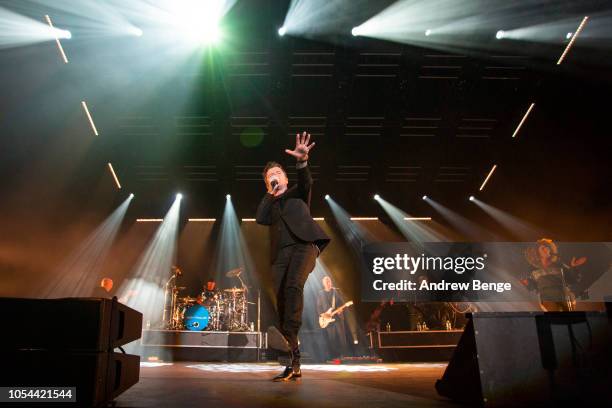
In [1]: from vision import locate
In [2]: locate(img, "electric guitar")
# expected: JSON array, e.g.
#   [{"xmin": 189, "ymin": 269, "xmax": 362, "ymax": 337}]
[{"xmin": 319, "ymin": 301, "xmax": 353, "ymax": 329}]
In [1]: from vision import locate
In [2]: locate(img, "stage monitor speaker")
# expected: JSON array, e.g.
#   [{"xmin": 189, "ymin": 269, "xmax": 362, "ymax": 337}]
[
  {"xmin": 0, "ymin": 297, "xmax": 142, "ymax": 407},
  {"xmin": 0, "ymin": 350, "xmax": 139, "ymax": 407},
  {"xmin": 0, "ymin": 297, "xmax": 142, "ymax": 351},
  {"xmin": 436, "ymin": 311, "xmax": 612, "ymax": 407}
]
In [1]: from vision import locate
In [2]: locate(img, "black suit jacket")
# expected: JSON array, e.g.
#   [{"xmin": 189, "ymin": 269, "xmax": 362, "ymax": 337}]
[{"xmin": 256, "ymin": 165, "xmax": 330, "ymax": 263}]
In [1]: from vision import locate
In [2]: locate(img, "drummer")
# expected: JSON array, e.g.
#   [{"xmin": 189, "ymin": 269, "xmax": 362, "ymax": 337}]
[{"xmin": 197, "ymin": 280, "xmax": 218, "ymax": 306}]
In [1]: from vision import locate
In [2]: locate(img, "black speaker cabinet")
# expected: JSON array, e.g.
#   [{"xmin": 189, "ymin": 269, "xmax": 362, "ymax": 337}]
[
  {"xmin": 0, "ymin": 297, "xmax": 142, "ymax": 350},
  {"xmin": 0, "ymin": 297, "xmax": 142, "ymax": 407},
  {"xmin": 1, "ymin": 350, "xmax": 139, "ymax": 407},
  {"xmin": 436, "ymin": 311, "xmax": 612, "ymax": 407}
]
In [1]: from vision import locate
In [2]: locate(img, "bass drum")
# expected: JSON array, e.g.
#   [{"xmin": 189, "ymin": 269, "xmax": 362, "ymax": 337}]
[{"xmin": 183, "ymin": 304, "xmax": 210, "ymax": 331}]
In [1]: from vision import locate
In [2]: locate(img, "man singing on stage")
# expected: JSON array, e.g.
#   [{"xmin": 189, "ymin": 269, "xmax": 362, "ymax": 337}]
[{"xmin": 256, "ymin": 132, "xmax": 330, "ymax": 381}]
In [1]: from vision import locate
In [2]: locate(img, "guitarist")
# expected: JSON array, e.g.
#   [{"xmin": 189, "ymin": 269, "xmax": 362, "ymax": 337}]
[{"xmin": 316, "ymin": 275, "xmax": 348, "ymax": 362}]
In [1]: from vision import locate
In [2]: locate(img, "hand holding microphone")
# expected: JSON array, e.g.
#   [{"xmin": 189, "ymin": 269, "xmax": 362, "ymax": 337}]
[{"xmin": 270, "ymin": 177, "xmax": 284, "ymax": 196}]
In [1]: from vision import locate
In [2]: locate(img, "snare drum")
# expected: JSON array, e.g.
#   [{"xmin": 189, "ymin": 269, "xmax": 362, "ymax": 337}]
[{"xmin": 183, "ymin": 304, "xmax": 210, "ymax": 331}]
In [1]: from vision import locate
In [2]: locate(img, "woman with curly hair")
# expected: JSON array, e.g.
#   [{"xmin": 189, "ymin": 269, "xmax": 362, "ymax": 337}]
[{"xmin": 523, "ymin": 239, "xmax": 586, "ymax": 311}]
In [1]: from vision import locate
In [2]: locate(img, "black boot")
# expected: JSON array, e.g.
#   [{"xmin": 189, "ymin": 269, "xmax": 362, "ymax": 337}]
[
  {"xmin": 272, "ymin": 365, "xmax": 301, "ymax": 382},
  {"xmin": 272, "ymin": 348, "xmax": 301, "ymax": 382}
]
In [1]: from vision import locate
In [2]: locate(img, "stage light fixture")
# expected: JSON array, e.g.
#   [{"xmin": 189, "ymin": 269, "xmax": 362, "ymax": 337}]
[
  {"xmin": 351, "ymin": 27, "xmax": 360, "ymax": 36},
  {"xmin": 422, "ymin": 195, "xmax": 428, "ymax": 200},
  {"xmin": 44, "ymin": 15, "xmax": 69, "ymax": 63},
  {"xmin": 496, "ymin": 30, "xmax": 505, "ymax": 39},
  {"xmin": 557, "ymin": 16, "xmax": 588, "ymax": 65},
  {"xmin": 170, "ymin": 1, "xmax": 228, "ymax": 46},
  {"xmin": 133, "ymin": 28, "xmax": 143, "ymax": 37},
  {"xmin": 469, "ymin": 195, "xmax": 475, "ymax": 202},
  {"xmin": 176, "ymin": 193, "xmax": 183, "ymax": 200},
  {"xmin": 278, "ymin": 27, "xmax": 286, "ymax": 36},
  {"xmin": 129, "ymin": 193, "xmax": 134, "ymax": 199},
  {"xmin": 226, "ymin": 194, "xmax": 231, "ymax": 200},
  {"xmin": 425, "ymin": 29, "xmax": 431, "ymax": 36},
  {"xmin": 81, "ymin": 101, "xmax": 99, "ymax": 136},
  {"xmin": 512, "ymin": 103, "xmax": 535, "ymax": 138},
  {"xmin": 107, "ymin": 163, "xmax": 121, "ymax": 189},
  {"xmin": 324, "ymin": 194, "xmax": 330, "ymax": 200},
  {"xmin": 566, "ymin": 32, "xmax": 572, "ymax": 39},
  {"xmin": 198, "ymin": 25, "xmax": 221, "ymax": 44},
  {"xmin": 374, "ymin": 194, "xmax": 380, "ymax": 201},
  {"xmin": 354, "ymin": 340, "xmax": 359, "ymax": 344},
  {"xmin": 479, "ymin": 164, "xmax": 497, "ymax": 191}
]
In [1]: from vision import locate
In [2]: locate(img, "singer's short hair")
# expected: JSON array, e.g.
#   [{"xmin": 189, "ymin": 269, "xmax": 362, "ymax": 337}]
[{"xmin": 262, "ymin": 161, "xmax": 285, "ymax": 180}]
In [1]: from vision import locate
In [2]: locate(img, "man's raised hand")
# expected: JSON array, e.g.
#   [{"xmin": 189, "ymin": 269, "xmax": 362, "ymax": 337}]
[{"xmin": 285, "ymin": 131, "xmax": 315, "ymax": 162}]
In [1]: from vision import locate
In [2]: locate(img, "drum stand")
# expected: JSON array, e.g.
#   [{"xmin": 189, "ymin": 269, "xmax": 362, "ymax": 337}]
[{"xmin": 162, "ymin": 269, "xmax": 182, "ymax": 329}]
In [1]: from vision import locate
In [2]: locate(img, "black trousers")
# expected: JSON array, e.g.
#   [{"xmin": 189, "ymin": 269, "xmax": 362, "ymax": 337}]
[{"xmin": 273, "ymin": 242, "xmax": 318, "ymax": 351}]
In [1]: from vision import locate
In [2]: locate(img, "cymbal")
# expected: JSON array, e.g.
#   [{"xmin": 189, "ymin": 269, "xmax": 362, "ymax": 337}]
[
  {"xmin": 179, "ymin": 296, "xmax": 198, "ymax": 303},
  {"xmin": 224, "ymin": 287, "xmax": 244, "ymax": 294},
  {"xmin": 225, "ymin": 267, "xmax": 243, "ymax": 278}
]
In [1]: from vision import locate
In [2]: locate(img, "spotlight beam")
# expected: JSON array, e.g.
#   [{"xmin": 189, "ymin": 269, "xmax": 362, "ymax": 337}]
[
  {"xmin": 81, "ymin": 101, "xmax": 99, "ymax": 136},
  {"xmin": 557, "ymin": 16, "xmax": 589, "ymax": 65},
  {"xmin": 119, "ymin": 195, "xmax": 182, "ymax": 324},
  {"xmin": 471, "ymin": 197, "xmax": 547, "ymax": 239},
  {"xmin": 512, "ymin": 103, "xmax": 535, "ymax": 138},
  {"xmin": 326, "ymin": 196, "xmax": 374, "ymax": 259},
  {"xmin": 215, "ymin": 191, "xmax": 255, "ymax": 288},
  {"xmin": 425, "ymin": 196, "xmax": 498, "ymax": 240},
  {"xmin": 44, "ymin": 15, "xmax": 68, "ymax": 63},
  {"xmin": 479, "ymin": 164, "xmax": 497, "ymax": 191},
  {"xmin": 107, "ymin": 163, "xmax": 122, "ymax": 189},
  {"xmin": 42, "ymin": 195, "xmax": 133, "ymax": 297},
  {"xmin": 375, "ymin": 197, "xmax": 444, "ymax": 243}
]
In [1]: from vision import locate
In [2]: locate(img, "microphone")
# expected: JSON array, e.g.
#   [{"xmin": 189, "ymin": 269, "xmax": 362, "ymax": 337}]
[{"xmin": 271, "ymin": 179, "xmax": 278, "ymax": 189}]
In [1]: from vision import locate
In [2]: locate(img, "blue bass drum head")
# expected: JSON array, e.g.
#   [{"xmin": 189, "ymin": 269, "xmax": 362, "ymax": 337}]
[{"xmin": 184, "ymin": 304, "xmax": 210, "ymax": 331}]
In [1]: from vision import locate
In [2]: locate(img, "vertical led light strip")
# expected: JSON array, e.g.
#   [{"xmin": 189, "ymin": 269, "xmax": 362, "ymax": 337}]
[
  {"xmin": 107, "ymin": 163, "xmax": 122, "ymax": 189},
  {"xmin": 557, "ymin": 16, "xmax": 589, "ymax": 65},
  {"xmin": 512, "ymin": 103, "xmax": 535, "ymax": 138},
  {"xmin": 479, "ymin": 164, "xmax": 497, "ymax": 191},
  {"xmin": 81, "ymin": 101, "xmax": 99, "ymax": 136},
  {"xmin": 44, "ymin": 15, "xmax": 69, "ymax": 64}
]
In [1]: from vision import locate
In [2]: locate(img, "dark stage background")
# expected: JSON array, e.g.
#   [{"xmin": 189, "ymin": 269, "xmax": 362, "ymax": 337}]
[{"xmin": 0, "ymin": 0, "xmax": 610, "ymax": 340}]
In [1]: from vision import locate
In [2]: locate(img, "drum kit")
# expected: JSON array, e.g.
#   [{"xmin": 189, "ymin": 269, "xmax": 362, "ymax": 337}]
[{"xmin": 162, "ymin": 266, "xmax": 254, "ymax": 332}]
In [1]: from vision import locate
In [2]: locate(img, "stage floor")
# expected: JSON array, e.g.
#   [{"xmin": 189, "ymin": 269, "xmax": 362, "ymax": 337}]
[{"xmin": 115, "ymin": 362, "xmax": 455, "ymax": 408}]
